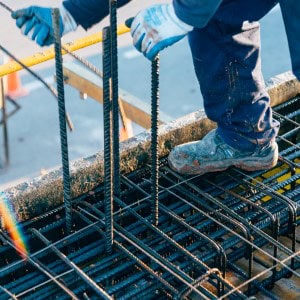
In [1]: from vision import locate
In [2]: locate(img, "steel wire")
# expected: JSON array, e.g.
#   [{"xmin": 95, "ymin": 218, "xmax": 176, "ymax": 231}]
[
  {"xmin": 0, "ymin": 44, "xmax": 74, "ymax": 130},
  {"xmin": 0, "ymin": 285, "xmax": 17, "ymax": 299},
  {"xmin": 0, "ymin": 1, "xmax": 105, "ymax": 80}
]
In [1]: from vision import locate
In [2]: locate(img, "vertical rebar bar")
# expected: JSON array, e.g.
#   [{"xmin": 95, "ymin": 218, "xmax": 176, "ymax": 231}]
[
  {"xmin": 151, "ymin": 55, "xmax": 160, "ymax": 226},
  {"xmin": 109, "ymin": 0, "xmax": 120, "ymax": 198},
  {"xmin": 0, "ymin": 77, "xmax": 9, "ymax": 167},
  {"xmin": 103, "ymin": 26, "xmax": 114, "ymax": 254},
  {"xmin": 52, "ymin": 8, "xmax": 72, "ymax": 234}
]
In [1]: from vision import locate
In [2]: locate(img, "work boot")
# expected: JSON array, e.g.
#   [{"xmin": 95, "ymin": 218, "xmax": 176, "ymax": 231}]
[{"xmin": 168, "ymin": 129, "xmax": 278, "ymax": 175}]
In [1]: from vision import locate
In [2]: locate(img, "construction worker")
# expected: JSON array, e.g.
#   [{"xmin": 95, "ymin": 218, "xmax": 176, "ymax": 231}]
[{"xmin": 11, "ymin": 1, "xmax": 299, "ymax": 175}]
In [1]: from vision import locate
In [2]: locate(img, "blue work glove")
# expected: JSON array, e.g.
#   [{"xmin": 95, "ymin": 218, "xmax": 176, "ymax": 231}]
[
  {"xmin": 130, "ymin": 4, "xmax": 193, "ymax": 60},
  {"xmin": 12, "ymin": 6, "xmax": 77, "ymax": 47}
]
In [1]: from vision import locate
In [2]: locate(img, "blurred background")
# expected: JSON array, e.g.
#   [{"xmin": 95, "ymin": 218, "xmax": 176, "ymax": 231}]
[{"xmin": 0, "ymin": 1, "xmax": 292, "ymax": 188}]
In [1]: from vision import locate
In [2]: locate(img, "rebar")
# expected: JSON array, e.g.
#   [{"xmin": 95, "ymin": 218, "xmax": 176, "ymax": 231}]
[
  {"xmin": 103, "ymin": 26, "xmax": 114, "ymax": 254},
  {"xmin": 31, "ymin": 228, "xmax": 113, "ymax": 300},
  {"xmin": 0, "ymin": 2, "xmax": 299, "ymax": 299},
  {"xmin": 110, "ymin": 0, "xmax": 121, "ymax": 198},
  {"xmin": 151, "ymin": 55, "xmax": 160, "ymax": 226},
  {"xmin": 52, "ymin": 8, "xmax": 72, "ymax": 234}
]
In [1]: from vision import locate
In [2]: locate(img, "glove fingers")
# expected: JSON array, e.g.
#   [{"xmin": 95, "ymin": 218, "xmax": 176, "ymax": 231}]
[
  {"xmin": 141, "ymin": 36, "xmax": 152, "ymax": 55},
  {"xmin": 133, "ymin": 33, "xmax": 145, "ymax": 53},
  {"xmin": 22, "ymin": 17, "xmax": 38, "ymax": 35},
  {"xmin": 31, "ymin": 23, "xmax": 43, "ymax": 40},
  {"xmin": 36, "ymin": 26, "xmax": 51, "ymax": 47},
  {"xmin": 132, "ymin": 21, "xmax": 145, "ymax": 52},
  {"xmin": 147, "ymin": 36, "xmax": 184, "ymax": 60},
  {"xmin": 15, "ymin": 16, "xmax": 28, "ymax": 29}
]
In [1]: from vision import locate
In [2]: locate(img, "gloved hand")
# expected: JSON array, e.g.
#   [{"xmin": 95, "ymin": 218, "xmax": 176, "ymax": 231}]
[
  {"xmin": 12, "ymin": 5, "xmax": 77, "ymax": 47},
  {"xmin": 130, "ymin": 4, "xmax": 193, "ymax": 60}
]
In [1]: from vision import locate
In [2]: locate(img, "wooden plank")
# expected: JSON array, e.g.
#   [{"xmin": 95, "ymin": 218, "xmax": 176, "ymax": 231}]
[{"xmin": 63, "ymin": 62, "xmax": 173, "ymax": 129}]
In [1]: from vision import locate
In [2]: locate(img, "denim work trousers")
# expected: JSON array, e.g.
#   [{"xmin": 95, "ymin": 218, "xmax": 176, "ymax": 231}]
[{"xmin": 189, "ymin": 0, "xmax": 280, "ymax": 152}]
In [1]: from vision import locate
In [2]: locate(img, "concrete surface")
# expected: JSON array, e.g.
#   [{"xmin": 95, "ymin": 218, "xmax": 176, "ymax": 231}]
[{"xmin": 0, "ymin": 1, "xmax": 293, "ymax": 188}]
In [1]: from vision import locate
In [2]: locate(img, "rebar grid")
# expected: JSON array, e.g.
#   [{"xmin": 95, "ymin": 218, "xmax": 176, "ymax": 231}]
[
  {"xmin": 0, "ymin": 98, "xmax": 298, "ymax": 299},
  {"xmin": 0, "ymin": 1, "xmax": 299, "ymax": 299}
]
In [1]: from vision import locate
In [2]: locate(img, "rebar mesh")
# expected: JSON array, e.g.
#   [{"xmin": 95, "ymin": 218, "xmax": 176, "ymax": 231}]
[
  {"xmin": 0, "ymin": 96, "xmax": 299, "ymax": 300},
  {"xmin": 0, "ymin": 2, "xmax": 299, "ymax": 299}
]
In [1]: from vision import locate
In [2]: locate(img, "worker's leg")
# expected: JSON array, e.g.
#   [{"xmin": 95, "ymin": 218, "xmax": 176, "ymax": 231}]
[{"xmin": 169, "ymin": 0, "xmax": 280, "ymax": 175}]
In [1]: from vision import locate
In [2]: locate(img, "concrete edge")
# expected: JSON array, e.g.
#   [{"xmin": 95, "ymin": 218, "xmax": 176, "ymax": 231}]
[
  {"xmin": 3, "ymin": 71, "xmax": 300, "ymax": 221},
  {"xmin": 267, "ymin": 71, "xmax": 300, "ymax": 106}
]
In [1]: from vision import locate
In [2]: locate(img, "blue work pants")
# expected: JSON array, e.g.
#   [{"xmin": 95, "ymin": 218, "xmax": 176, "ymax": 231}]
[{"xmin": 189, "ymin": 0, "xmax": 280, "ymax": 152}]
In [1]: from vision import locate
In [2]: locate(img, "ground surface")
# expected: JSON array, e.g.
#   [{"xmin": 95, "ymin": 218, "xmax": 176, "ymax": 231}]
[{"xmin": 0, "ymin": 1, "xmax": 292, "ymax": 188}]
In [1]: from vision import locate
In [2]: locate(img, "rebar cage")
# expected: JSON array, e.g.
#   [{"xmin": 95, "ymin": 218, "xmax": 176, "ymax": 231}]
[
  {"xmin": 0, "ymin": 1, "xmax": 299, "ymax": 299},
  {"xmin": 0, "ymin": 97, "xmax": 299, "ymax": 299}
]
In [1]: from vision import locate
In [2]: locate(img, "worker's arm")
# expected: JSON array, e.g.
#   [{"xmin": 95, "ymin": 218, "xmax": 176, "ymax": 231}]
[
  {"xmin": 63, "ymin": 0, "xmax": 131, "ymax": 30},
  {"xmin": 12, "ymin": 0, "xmax": 131, "ymax": 46},
  {"xmin": 130, "ymin": 0, "xmax": 222, "ymax": 60},
  {"xmin": 173, "ymin": 0, "xmax": 222, "ymax": 28}
]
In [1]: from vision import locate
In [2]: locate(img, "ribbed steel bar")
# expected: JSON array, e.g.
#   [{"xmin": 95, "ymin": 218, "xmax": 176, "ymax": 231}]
[
  {"xmin": 0, "ymin": 179, "xmax": 296, "ymax": 298},
  {"xmin": 112, "ymin": 198, "xmax": 245, "ymax": 298},
  {"xmin": 77, "ymin": 202, "xmax": 220, "ymax": 299},
  {"xmin": 0, "ymin": 219, "xmax": 101, "ymax": 278},
  {"xmin": 31, "ymin": 228, "xmax": 113, "ymax": 300},
  {"xmin": 169, "ymin": 167, "xmax": 299, "ymax": 266},
  {"xmin": 159, "ymin": 183, "xmax": 300, "ymax": 297},
  {"xmin": 16, "ymin": 269, "xmax": 75, "ymax": 299},
  {"xmin": 203, "ymin": 176, "xmax": 280, "ymax": 286},
  {"xmin": 0, "ymin": 232, "xmax": 79, "ymax": 299},
  {"xmin": 103, "ymin": 26, "xmax": 114, "ymax": 254},
  {"xmin": 154, "ymin": 172, "xmax": 255, "ymax": 293},
  {"xmin": 123, "ymin": 175, "xmax": 228, "ymax": 288},
  {"xmin": 0, "ymin": 158, "xmax": 296, "ymax": 284},
  {"xmin": 110, "ymin": 0, "xmax": 121, "ymax": 198},
  {"xmin": 52, "ymin": 8, "xmax": 72, "ymax": 234},
  {"xmin": 176, "ymin": 268, "xmax": 222, "ymax": 300},
  {"xmin": 0, "ymin": 95, "xmax": 298, "ymax": 298},
  {"xmin": 219, "ymin": 250, "xmax": 300, "ymax": 300},
  {"xmin": 151, "ymin": 55, "xmax": 160, "ymax": 225},
  {"xmin": 230, "ymin": 168, "xmax": 298, "ymax": 268},
  {"xmin": 76, "ymin": 209, "xmax": 179, "ymax": 295},
  {"xmin": 160, "ymin": 168, "xmax": 299, "ymax": 277},
  {"xmin": 273, "ymin": 110, "xmax": 300, "ymax": 127}
]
